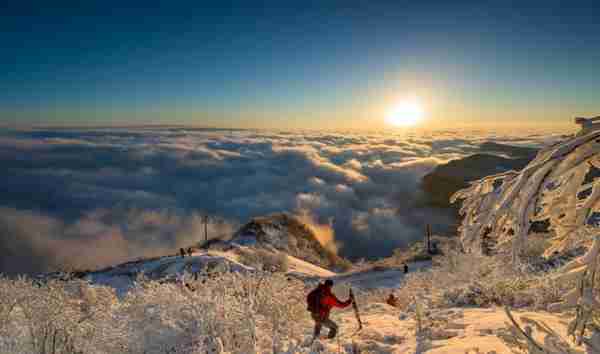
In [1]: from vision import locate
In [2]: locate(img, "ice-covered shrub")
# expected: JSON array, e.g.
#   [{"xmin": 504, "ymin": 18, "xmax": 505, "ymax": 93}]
[
  {"xmin": 0, "ymin": 271, "xmax": 314, "ymax": 354},
  {"xmin": 0, "ymin": 276, "xmax": 118, "ymax": 354},
  {"xmin": 419, "ymin": 244, "xmax": 576, "ymax": 310},
  {"xmin": 118, "ymin": 272, "xmax": 309, "ymax": 353}
]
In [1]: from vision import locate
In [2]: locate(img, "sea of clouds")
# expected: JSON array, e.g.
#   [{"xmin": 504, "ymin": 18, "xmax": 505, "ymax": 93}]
[{"xmin": 0, "ymin": 127, "xmax": 567, "ymax": 274}]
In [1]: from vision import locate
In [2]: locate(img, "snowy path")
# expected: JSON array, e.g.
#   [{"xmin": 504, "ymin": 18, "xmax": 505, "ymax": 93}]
[
  {"xmin": 309, "ymin": 306, "xmax": 577, "ymax": 354},
  {"xmin": 331, "ymin": 261, "xmax": 432, "ymax": 290}
]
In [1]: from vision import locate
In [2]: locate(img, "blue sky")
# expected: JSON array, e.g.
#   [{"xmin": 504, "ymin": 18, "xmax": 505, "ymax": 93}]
[{"xmin": 1, "ymin": 1, "xmax": 598, "ymax": 129}]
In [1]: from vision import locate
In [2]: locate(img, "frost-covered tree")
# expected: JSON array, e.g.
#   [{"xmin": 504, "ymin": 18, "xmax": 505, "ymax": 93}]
[{"xmin": 453, "ymin": 117, "xmax": 600, "ymax": 351}]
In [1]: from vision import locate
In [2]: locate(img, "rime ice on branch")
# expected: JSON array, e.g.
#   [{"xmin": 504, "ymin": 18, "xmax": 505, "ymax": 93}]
[
  {"xmin": 452, "ymin": 116, "xmax": 600, "ymax": 351},
  {"xmin": 452, "ymin": 116, "xmax": 600, "ymax": 263}
]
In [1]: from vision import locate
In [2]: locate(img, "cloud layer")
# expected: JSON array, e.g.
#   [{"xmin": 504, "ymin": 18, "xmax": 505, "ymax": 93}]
[{"xmin": 0, "ymin": 127, "xmax": 564, "ymax": 274}]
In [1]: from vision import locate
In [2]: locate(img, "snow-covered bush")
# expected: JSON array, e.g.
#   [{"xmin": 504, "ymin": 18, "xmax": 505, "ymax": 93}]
[
  {"xmin": 0, "ymin": 276, "xmax": 118, "ymax": 354},
  {"xmin": 0, "ymin": 272, "xmax": 315, "ymax": 354},
  {"xmin": 401, "ymin": 244, "xmax": 575, "ymax": 310}
]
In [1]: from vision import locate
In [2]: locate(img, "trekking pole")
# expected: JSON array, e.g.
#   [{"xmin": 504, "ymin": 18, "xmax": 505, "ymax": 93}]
[{"xmin": 349, "ymin": 288, "xmax": 363, "ymax": 331}]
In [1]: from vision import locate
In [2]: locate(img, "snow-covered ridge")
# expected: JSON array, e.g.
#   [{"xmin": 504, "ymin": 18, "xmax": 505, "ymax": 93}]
[
  {"xmin": 53, "ymin": 247, "xmax": 336, "ymax": 296},
  {"xmin": 36, "ymin": 213, "xmax": 343, "ymax": 293}
]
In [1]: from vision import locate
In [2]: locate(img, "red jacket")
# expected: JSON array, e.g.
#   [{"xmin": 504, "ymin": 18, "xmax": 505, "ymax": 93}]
[{"xmin": 317, "ymin": 285, "xmax": 352, "ymax": 319}]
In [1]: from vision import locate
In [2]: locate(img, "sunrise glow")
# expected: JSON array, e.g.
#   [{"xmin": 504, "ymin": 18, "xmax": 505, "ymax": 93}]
[{"xmin": 385, "ymin": 99, "xmax": 425, "ymax": 127}]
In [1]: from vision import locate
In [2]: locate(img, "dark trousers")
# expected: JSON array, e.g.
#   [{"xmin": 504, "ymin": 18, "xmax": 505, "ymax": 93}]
[{"xmin": 312, "ymin": 313, "xmax": 338, "ymax": 339}]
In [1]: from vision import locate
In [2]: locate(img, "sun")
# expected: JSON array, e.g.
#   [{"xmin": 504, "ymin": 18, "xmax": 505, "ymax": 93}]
[{"xmin": 385, "ymin": 99, "xmax": 425, "ymax": 127}]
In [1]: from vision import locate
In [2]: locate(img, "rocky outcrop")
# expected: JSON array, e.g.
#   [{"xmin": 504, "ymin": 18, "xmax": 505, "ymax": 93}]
[{"xmin": 231, "ymin": 213, "xmax": 342, "ymax": 269}]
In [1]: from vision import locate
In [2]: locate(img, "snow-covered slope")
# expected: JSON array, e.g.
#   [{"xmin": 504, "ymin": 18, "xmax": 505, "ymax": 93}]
[
  {"xmin": 77, "ymin": 246, "xmax": 342, "ymax": 296},
  {"xmin": 77, "ymin": 246, "xmax": 429, "ymax": 296},
  {"xmin": 52, "ymin": 209, "xmax": 423, "ymax": 296},
  {"xmin": 81, "ymin": 250, "xmax": 253, "ymax": 295},
  {"xmin": 286, "ymin": 254, "xmax": 336, "ymax": 278}
]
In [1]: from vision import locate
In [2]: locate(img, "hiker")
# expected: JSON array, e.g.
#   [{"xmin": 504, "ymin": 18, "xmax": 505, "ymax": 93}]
[
  {"xmin": 177, "ymin": 265, "xmax": 196, "ymax": 291},
  {"xmin": 403, "ymin": 263, "xmax": 409, "ymax": 274},
  {"xmin": 176, "ymin": 271, "xmax": 186, "ymax": 288},
  {"xmin": 386, "ymin": 293, "xmax": 399, "ymax": 307},
  {"xmin": 307, "ymin": 279, "xmax": 352, "ymax": 340}
]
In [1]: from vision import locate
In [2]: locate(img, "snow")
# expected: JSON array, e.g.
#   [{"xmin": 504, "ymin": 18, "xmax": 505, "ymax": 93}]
[
  {"xmin": 309, "ymin": 306, "xmax": 576, "ymax": 354},
  {"xmin": 427, "ymin": 308, "xmax": 574, "ymax": 354},
  {"xmin": 84, "ymin": 243, "xmax": 430, "ymax": 298},
  {"xmin": 84, "ymin": 251, "xmax": 255, "ymax": 296},
  {"xmin": 82, "ymin": 246, "xmax": 342, "ymax": 296},
  {"xmin": 286, "ymin": 254, "xmax": 336, "ymax": 278}
]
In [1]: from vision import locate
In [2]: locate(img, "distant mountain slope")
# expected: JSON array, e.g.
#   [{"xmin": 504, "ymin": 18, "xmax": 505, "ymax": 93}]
[
  {"xmin": 421, "ymin": 142, "xmax": 538, "ymax": 209},
  {"xmin": 422, "ymin": 154, "xmax": 534, "ymax": 209},
  {"xmin": 478, "ymin": 141, "xmax": 538, "ymax": 158}
]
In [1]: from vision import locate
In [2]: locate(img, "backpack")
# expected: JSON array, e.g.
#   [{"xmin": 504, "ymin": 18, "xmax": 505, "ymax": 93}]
[{"xmin": 306, "ymin": 285, "xmax": 323, "ymax": 313}]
